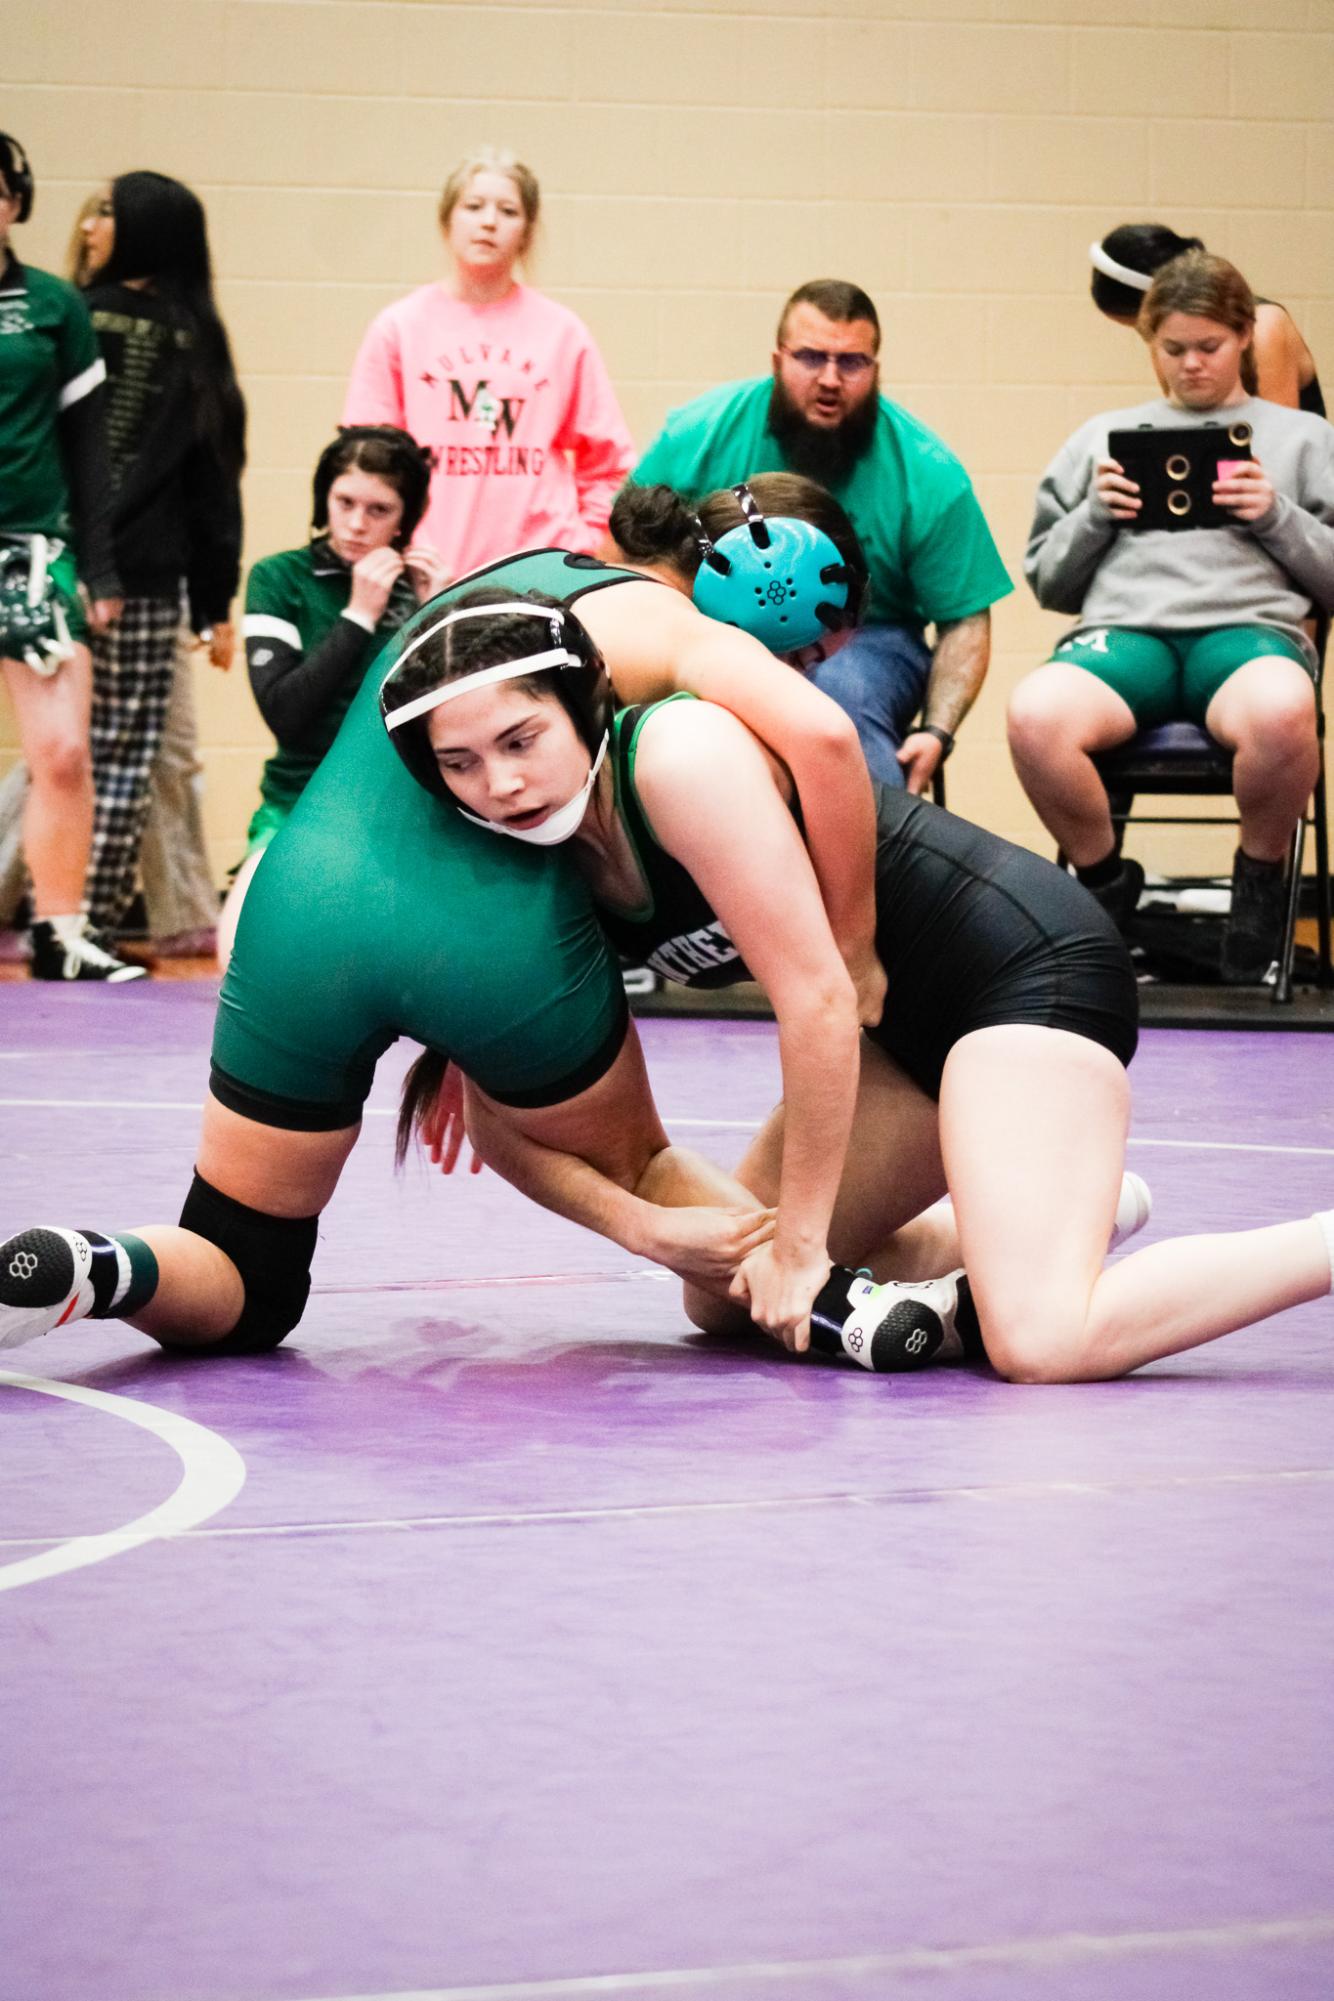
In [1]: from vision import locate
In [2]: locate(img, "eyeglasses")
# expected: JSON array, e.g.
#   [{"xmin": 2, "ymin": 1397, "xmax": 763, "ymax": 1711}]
[{"xmin": 780, "ymin": 346, "xmax": 877, "ymax": 380}]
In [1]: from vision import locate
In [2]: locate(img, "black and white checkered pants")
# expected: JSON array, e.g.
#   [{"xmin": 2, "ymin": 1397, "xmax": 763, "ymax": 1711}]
[{"xmin": 86, "ymin": 593, "xmax": 184, "ymax": 933}]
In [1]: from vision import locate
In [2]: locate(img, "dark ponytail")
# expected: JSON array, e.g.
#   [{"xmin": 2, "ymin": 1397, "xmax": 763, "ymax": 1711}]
[
  {"xmin": 395, "ymin": 1048, "xmax": 452, "ymax": 1169},
  {"xmin": 608, "ymin": 482, "xmax": 704, "ymax": 579}
]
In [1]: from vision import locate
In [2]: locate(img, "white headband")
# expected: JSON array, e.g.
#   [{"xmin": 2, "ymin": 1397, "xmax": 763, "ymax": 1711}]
[
  {"xmin": 381, "ymin": 601, "xmax": 576, "ymax": 731},
  {"xmin": 1089, "ymin": 241, "xmax": 1153, "ymax": 293},
  {"xmin": 383, "ymin": 648, "xmax": 580, "ymax": 730}
]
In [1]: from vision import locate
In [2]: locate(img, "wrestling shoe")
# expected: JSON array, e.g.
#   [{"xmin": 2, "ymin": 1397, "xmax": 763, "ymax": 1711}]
[
  {"xmin": 29, "ymin": 916, "xmax": 148, "ymax": 983},
  {"xmin": 1110, "ymin": 1170, "xmax": 1152, "ymax": 1250},
  {"xmin": 808, "ymin": 1265, "xmax": 978, "ymax": 1373},
  {"xmin": 0, "ymin": 1227, "xmax": 101, "ymax": 1351}
]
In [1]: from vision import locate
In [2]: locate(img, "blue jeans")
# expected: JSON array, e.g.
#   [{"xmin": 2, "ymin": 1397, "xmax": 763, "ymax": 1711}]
[{"xmin": 807, "ymin": 622, "xmax": 931, "ymax": 788}]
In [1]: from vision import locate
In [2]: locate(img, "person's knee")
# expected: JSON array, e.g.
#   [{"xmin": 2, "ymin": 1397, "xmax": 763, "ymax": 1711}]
[
  {"xmin": 683, "ymin": 1282, "xmax": 752, "ymax": 1339},
  {"xmin": 1006, "ymin": 673, "xmax": 1079, "ymax": 765},
  {"xmin": 683, "ymin": 1281, "xmax": 722, "ymax": 1333},
  {"xmin": 1242, "ymin": 685, "xmax": 1318, "ymax": 766},
  {"xmin": 31, "ymin": 730, "xmax": 90, "ymax": 793},
  {"xmin": 1214, "ymin": 662, "xmax": 1316, "ymax": 745},
  {"xmin": 975, "ymin": 1297, "xmax": 1101, "ymax": 1384},
  {"xmin": 174, "ymin": 1172, "xmax": 318, "ymax": 1354}
]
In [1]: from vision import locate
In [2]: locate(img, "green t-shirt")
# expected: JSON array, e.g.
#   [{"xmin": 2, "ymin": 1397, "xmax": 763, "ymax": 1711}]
[
  {"xmin": 634, "ymin": 377, "xmax": 1012, "ymax": 630},
  {"xmin": 0, "ymin": 259, "xmax": 104, "ymax": 537}
]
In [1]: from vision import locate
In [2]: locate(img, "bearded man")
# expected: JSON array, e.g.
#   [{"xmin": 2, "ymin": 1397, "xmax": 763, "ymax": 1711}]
[{"xmin": 632, "ymin": 280, "xmax": 1012, "ymax": 792}]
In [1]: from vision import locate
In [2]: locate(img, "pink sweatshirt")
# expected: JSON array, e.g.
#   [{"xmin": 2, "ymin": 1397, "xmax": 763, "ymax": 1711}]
[{"xmin": 343, "ymin": 283, "xmax": 635, "ymax": 580}]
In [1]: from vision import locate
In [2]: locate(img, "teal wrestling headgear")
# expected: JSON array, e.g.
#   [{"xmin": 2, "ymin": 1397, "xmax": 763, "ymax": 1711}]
[{"xmin": 691, "ymin": 483, "xmax": 853, "ymax": 653}]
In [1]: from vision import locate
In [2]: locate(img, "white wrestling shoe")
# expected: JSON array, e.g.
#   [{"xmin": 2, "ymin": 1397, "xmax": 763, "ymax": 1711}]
[
  {"xmin": 809, "ymin": 1266, "xmax": 976, "ymax": 1373},
  {"xmin": 1109, "ymin": 1170, "xmax": 1152, "ymax": 1251},
  {"xmin": 0, "ymin": 1228, "xmax": 97, "ymax": 1351}
]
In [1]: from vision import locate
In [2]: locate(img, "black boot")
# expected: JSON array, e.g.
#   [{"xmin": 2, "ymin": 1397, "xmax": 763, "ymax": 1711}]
[
  {"xmin": 1079, "ymin": 857, "xmax": 1145, "ymax": 935},
  {"xmin": 1220, "ymin": 848, "xmax": 1286, "ymax": 986}
]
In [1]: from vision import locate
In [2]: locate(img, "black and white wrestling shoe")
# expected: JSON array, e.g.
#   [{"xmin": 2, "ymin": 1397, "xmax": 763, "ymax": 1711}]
[
  {"xmin": 808, "ymin": 1265, "xmax": 980, "ymax": 1374},
  {"xmin": 29, "ymin": 916, "xmax": 147, "ymax": 983},
  {"xmin": 806, "ymin": 1172, "xmax": 1151, "ymax": 1377},
  {"xmin": 0, "ymin": 1227, "xmax": 102, "ymax": 1351}
]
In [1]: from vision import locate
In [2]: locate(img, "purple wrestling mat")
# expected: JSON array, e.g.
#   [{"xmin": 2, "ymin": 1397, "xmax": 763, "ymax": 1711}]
[{"xmin": 2, "ymin": 982, "xmax": 1333, "ymax": 2001}]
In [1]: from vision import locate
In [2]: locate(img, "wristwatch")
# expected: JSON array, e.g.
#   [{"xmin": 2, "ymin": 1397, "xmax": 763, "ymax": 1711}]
[{"xmin": 919, "ymin": 724, "xmax": 955, "ymax": 760}]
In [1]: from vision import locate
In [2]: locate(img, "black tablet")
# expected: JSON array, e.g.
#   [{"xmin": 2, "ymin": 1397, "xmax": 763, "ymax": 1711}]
[{"xmin": 1106, "ymin": 421, "xmax": 1253, "ymax": 532}]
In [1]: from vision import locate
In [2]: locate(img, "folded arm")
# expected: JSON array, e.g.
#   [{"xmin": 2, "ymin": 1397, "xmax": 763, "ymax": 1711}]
[
  {"xmin": 632, "ymin": 700, "xmax": 861, "ymax": 1347},
  {"xmin": 462, "ymin": 1029, "xmax": 775, "ymax": 1294},
  {"xmin": 578, "ymin": 580, "xmax": 882, "ymax": 1021},
  {"xmin": 1025, "ymin": 443, "xmax": 1120, "ymax": 614}
]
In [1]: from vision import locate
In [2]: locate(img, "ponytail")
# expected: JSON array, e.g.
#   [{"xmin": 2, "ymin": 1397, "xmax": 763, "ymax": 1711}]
[
  {"xmin": 608, "ymin": 482, "xmax": 704, "ymax": 580},
  {"xmin": 395, "ymin": 1048, "xmax": 451, "ymax": 1169}
]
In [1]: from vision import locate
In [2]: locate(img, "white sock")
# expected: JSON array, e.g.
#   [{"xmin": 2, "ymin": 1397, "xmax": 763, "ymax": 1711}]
[
  {"xmin": 47, "ymin": 912, "xmax": 88, "ymax": 947},
  {"xmin": 1109, "ymin": 1170, "xmax": 1152, "ymax": 1252},
  {"xmin": 1312, "ymin": 1212, "xmax": 1334, "ymax": 1295},
  {"xmin": 109, "ymin": 1237, "xmax": 132, "ymax": 1310}
]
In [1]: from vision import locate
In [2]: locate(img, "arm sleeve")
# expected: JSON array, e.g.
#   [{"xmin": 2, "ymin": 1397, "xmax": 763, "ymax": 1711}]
[
  {"xmin": 554, "ymin": 339, "xmax": 637, "ymax": 550},
  {"xmin": 906, "ymin": 481, "xmax": 1013, "ymax": 626},
  {"xmin": 55, "ymin": 291, "xmax": 119, "ymax": 598},
  {"xmin": 183, "ymin": 436, "xmax": 244, "ymax": 630},
  {"xmin": 1023, "ymin": 435, "xmax": 1120, "ymax": 614},
  {"xmin": 342, "ymin": 309, "xmax": 404, "ymax": 426},
  {"xmin": 243, "ymin": 565, "xmax": 377, "ymax": 741},
  {"xmin": 1248, "ymin": 432, "xmax": 1334, "ymax": 610}
]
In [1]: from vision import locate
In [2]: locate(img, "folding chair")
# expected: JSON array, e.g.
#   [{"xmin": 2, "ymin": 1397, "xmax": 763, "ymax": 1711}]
[{"xmin": 1088, "ymin": 625, "xmax": 1330, "ymax": 1004}]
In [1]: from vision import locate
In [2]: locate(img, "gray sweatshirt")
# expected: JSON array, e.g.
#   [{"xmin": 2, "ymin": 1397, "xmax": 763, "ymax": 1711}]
[{"xmin": 1025, "ymin": 395, "xmax": 1334, "ymax": 668}]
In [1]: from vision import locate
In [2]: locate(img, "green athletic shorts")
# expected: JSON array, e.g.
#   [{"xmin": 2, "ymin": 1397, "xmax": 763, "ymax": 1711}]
[{"xmin": 1048, "ymin": 624, "xmax": 1310, "ymax": 728}]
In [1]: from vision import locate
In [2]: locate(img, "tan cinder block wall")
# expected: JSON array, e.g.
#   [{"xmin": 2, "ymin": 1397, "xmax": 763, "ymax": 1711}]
[{"xmin": 4, "ymin": 0, "xmax": 1332, "ymax": 880}]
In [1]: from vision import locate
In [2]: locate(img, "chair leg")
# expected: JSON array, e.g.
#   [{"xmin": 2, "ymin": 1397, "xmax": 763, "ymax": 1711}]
[
  {"xmin": 1273, "ymin": 816, "xmax": 1306, "ymax": 1004},
  {"xmin": 1315, "ymin": 769, "xmax": 1331, "ymax": 988}
]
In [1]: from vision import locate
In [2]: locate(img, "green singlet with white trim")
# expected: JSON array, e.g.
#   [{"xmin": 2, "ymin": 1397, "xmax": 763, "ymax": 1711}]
[{"xmin": 211, "ymin": 550, "xmax": 642, "ymax": 1130}]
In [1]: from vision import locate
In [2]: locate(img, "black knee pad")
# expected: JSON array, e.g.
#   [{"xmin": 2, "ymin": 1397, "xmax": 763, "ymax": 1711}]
[{"xmin": 177, "ymin": 1172, "xmax": 319, "ymax": 1355}]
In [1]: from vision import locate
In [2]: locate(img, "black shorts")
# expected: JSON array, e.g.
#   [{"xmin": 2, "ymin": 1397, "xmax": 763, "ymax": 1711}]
[{"xmin": 866, "ymin": 789, "xmax": 1139, "ymax": 1099}]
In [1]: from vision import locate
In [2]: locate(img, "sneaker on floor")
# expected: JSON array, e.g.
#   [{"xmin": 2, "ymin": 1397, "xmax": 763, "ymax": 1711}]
[
  {"xmin": 0, "ymin": 1227, "xmax": 96, "ymax": 1350},
  {"xmin": 1220, "ymin": 847, "xmax": 1286, "ymax": 986},
  {"xmin": 1109, "ymin": 1170, "xmax": 1152, "ymax": 1250},
  {"xmin": 29, "ymin": 916, "xmax": 149, "ymax": 983},
  {"xmin": 151, "ymin": 926, "xmax": 218, "ymax": 959}
]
